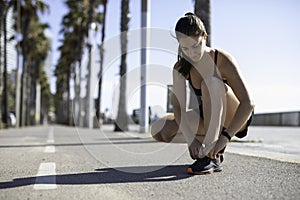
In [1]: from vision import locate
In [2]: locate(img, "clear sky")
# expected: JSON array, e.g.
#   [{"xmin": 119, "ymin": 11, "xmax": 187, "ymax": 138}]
[{"xmin": 40, "ymin": 0, "xmax": 300, "ymax": 116}]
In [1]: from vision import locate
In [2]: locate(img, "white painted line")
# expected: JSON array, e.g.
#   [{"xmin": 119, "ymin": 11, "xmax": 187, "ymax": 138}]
[
  {"xmin": 47, "ymin": 127, "xmax": 54, "ymax": 143},
  {"xmin": 227, "ymin": 145, "xmax": 300, "ymax": 164},
  {"xmin": 47, "ymin": 139, "xmax": 54, "ymax": 143},
  {"xmin": 44, "ymin": 145, "xmax": 55, "ymax": 153},
  {"xmin": 34, "ymin": 163, "xmax": 57, "ymax": 190}
]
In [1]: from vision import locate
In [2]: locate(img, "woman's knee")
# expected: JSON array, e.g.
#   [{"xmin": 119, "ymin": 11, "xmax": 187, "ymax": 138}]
[
  {"xmin": 151, "ymin": 122, "xmax": 164, "ymax": 142},
  {"xmin": 151, "ymin": 131, "xmax": 164, "ymax": 142},
  {"xmin": 152, "ymin": 131, "xmax": 172, "ymax": 143},
  {"xmin": 151, "ymin": 127, "xmax": 173, "ymax": 143},
  {"xmin": 150, "ymin": 116, "xmax": 177, "ymax": 143}
]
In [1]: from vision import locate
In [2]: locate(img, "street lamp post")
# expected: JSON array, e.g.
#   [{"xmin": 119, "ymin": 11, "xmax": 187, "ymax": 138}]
[
  {"xmin": 86, "ymin": 22, "xmax": 97, "ymax": 129},
  {"xmin": 140, "ymin": 0, "xmax": 150, "ymax": 133}
]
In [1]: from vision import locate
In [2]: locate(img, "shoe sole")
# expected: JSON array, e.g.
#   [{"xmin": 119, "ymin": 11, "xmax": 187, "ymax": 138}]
[{"xmin": 187, "ymin": 167, "xmax": 223, "ymax": 175}]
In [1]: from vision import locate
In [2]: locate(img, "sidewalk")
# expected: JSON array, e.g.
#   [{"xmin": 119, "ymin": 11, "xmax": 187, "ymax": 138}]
[{"xmin": 227, "ymin": 126, "xmax": 300, "ymax": 163}]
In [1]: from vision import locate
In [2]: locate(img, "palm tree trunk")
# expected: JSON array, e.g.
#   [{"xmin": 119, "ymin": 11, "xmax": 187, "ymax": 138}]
[
  {"xmin": 67, "ymin": 66, "xmax": 71, "ymax": 126},
  {"xmin": 0, "ymin": 24, "xmax": 2, "ymax": 128},
  {"xmin": 20, "ymin": 16, "xmax": 30, "ymax": 126},
  {"xmin": 114, "ymin": 0, "xmax": 130, "ymax": 132},
  {"xmin": 26, "ymin": 64, "xmax": 32, "ymax": 125},
  {"xmin": 96, "ymin": 0, "xmax": 107, "ymax": 127},
  {"xmin": 20, "ymin": 61, "xmax": 25, "ymax": 126},
  {"xmin": 85, "ymin": 44, "xmax": 92, "ymax": 128},
  {"xmin": 34, "ymin": 61, "xmax": 41, "ymax": 125},
  {"xmin": 74, "ymin": 61, "xmax": 80, "ymax": 126},
  {"xmin": 15, "ymin": 55, "xmax": 21, "ymax": 125},
  {"xmin": 194, "ymin": 0, "xmax": 211, "ymax": 46},
  {"xmin": 15, "ymin": 0, "xmax": 21, "ymax": 127},
  {"xmin": 2, "ymin": 12, "xmax": 8, "ymax": 127},
  {"xmin": 35, "ymin": 81, "xmax": 41, "ymax": 124},
  {"xmin": 0, "ymin": 0, "xmax": 4, "ymax": 128},
  {"xmin": 78, "ymin": 62, "xmax": 83, "ymax": 127}
]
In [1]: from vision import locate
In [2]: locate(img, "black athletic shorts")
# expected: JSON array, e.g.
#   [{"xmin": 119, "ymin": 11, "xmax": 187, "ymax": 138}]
[{"xmin": 234, "ymin": 111, "xmax": 254, "ymax": 138}]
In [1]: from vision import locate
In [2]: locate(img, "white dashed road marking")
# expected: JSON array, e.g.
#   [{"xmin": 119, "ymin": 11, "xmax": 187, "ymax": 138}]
[
  {"xmin": 34, "ymin": 162, "xmax": 57, "ymax": 190},
  {"xmin": 45, "ymin": 127, "xmax": 56, "ymax": 153},
  {"xmin": 44, "ymin": 145, "xmax": 55, "ymax": 153},
  {"xmin": 47, "ymin": 126, "xmax": 54, "ymax": 143}
]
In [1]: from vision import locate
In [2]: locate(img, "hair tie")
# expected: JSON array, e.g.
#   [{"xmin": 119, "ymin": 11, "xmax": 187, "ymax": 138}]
[{"xmin": 184, "ymin": 12, "xmax": 195, "ymax": 16}]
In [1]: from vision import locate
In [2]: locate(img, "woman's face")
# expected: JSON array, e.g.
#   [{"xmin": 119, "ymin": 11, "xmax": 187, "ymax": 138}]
[{"xmin": 179, "ymin": 35, "xmax": 206, "ymax": 62}]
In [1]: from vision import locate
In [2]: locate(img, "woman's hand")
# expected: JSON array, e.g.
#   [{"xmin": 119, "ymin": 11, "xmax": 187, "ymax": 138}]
[
  {"xmin": 188, "ymin": 138, "xmax": 203, "ymax": 160},
  {"xmin": 208, "ymin": 136, "xmax": 229, "ymax": 159}
]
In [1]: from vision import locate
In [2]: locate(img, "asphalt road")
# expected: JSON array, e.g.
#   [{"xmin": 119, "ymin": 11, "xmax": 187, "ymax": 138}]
[{"xmin": 0, "ymin": 125, "xmax": 299, "ymax": 200}]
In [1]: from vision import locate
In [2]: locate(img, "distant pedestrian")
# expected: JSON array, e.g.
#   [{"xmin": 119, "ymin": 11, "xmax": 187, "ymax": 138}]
[
  {"xmin": 148, "ymin": 106, "xmax": 152, "ymax": 124},
  {"xmin": 151, "ymin": 13, "xmax": 255, "ymax": 175}
]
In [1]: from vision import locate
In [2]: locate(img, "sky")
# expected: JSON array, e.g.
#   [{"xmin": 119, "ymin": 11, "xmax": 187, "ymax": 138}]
[{"xmin": 40, "ymin": 0, "xmax": 300, "ymax": 116}]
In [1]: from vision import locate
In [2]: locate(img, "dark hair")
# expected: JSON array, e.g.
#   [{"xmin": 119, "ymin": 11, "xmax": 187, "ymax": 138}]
[{"xmin": 175, "ymin": 13, "xmax": 207, "ymax": 78}]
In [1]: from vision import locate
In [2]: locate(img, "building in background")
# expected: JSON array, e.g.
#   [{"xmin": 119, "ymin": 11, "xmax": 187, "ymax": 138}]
[{"xmin": 252, "ymin": 111, "xmax": 300, "ymax": 126}]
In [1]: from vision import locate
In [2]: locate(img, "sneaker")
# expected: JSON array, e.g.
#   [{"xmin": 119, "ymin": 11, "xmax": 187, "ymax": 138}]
[{"xmin": 187, "ymin": 156, "xmax": 223, "ymax": 175}]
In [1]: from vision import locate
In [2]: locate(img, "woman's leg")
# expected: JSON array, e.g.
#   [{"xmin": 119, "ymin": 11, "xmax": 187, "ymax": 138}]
[
  {"xmin": 201, "ymin": 78, "xmax": 249, "ymax": 138},
  {"xmin": 151, "ymin": 81, "xmax": 250, "ymax": 146},
  {"xmin": 150, "ymin": 110, "xmax": 205, "ymax": 143},
  {"xmin": 150, "ymin": 114, "xmax": 179, "ymax": 143},
  {"xmin": 200, "ymin": 77, "xmax": 251, "ymax": 157},
  {"xmin": 224, "ymin": 85, "xmax": 249, "ymax": 132}
]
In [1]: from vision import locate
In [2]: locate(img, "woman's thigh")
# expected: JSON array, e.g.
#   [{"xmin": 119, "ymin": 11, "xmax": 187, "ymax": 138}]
[
  {"xmin": 150, "ymin": 110, "xmax": 205, "ymax": 143},
  {"xmin": 151, "ymin": 85, "xmax": 249, "ymax": 144},
  {"xmin": 224, "ymin": 85, "xmax": 248, "ymax": 131}
]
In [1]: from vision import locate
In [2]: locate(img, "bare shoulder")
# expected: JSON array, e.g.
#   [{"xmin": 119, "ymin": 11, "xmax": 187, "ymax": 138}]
[
  {"xmin": 172, "ymin": 60, "xmax": 187, "ymax": 82},
  {"xmin": 216, "ymin": 48, "xmax": 237, "ymax": 66},
  {"xmin": 172, "ymin": 60, "xmax": 183, "ymax": 78},
  {"xmin": 216, "ymin": 48, "xmax": 240, "ymax": 78}
]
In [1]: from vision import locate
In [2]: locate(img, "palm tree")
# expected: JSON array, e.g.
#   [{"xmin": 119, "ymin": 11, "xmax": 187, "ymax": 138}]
[
  {"xmin": 14, "ymin": 0, "xmax": 49, "ymax": 126},
  {"xmin": 0, "ymin": 0, "xmax": 4, "ymax": 128},
  {"xmin": 55, "ymin": 0, "xmax": 103, "ymax": 126},
  {"xmin": 58, "ymin": 0, "xmax": 87, "ymax": 125},
  {"xmin": 26, "ymin": 18, "xmax": 50, "ymax": 124},
  {"xmin": 55, "ymin": 33, "xmax": 78, "ymax": 125},
  {"xmin": 96, "ymin": 0, "xmax": 107, "ymax": 126},
  {"xmin": 0, "ymin": 0, "xmax": 10, "ymax": 127},
  {"xmin": 0, "ymin": 0, "xmax": 49, "ymax": 125},
  {"xmin": 194, "ymin": 0, "xmax": 211, "ymax": 46},
  {"xmin": 114, "ymin": 0, "xmax": 130, "ymax": 132},
  {"xmin": 54, "ymin": 59, "xmax": 69, "ymax": 124},
  {"xmin": 40, "ymin": 68, "xmax": 52, "ymax": 123}
]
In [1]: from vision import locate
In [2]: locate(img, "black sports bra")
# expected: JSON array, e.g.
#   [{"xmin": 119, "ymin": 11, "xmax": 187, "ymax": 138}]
[{"xmin": 188, "ymin": 77, "xmax": 202, "ymax": 96}]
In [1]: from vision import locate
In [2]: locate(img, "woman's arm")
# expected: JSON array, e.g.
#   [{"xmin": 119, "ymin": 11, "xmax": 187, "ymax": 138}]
[
  {"xmin": 220, "ymin": 50, "xmax": 255, "ymax": 136},
  {"xmin": 172, "ymin": 62, "xmax": 196, "ymax": 146},
  {"xmin": 208, "ymin": 50, "xmax": 255, "ymax": 159}
]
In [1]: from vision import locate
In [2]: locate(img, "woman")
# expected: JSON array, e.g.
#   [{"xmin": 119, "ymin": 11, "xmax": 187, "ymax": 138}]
[{"xmin": 151, "ymin": 13, "xmax": 255, "ymax": 175}]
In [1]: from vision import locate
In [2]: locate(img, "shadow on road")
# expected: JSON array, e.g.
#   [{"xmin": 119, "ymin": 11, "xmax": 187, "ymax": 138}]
[{"xmin": 0, "ymin": 165, "xmax": 192, "ymax": 189}]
